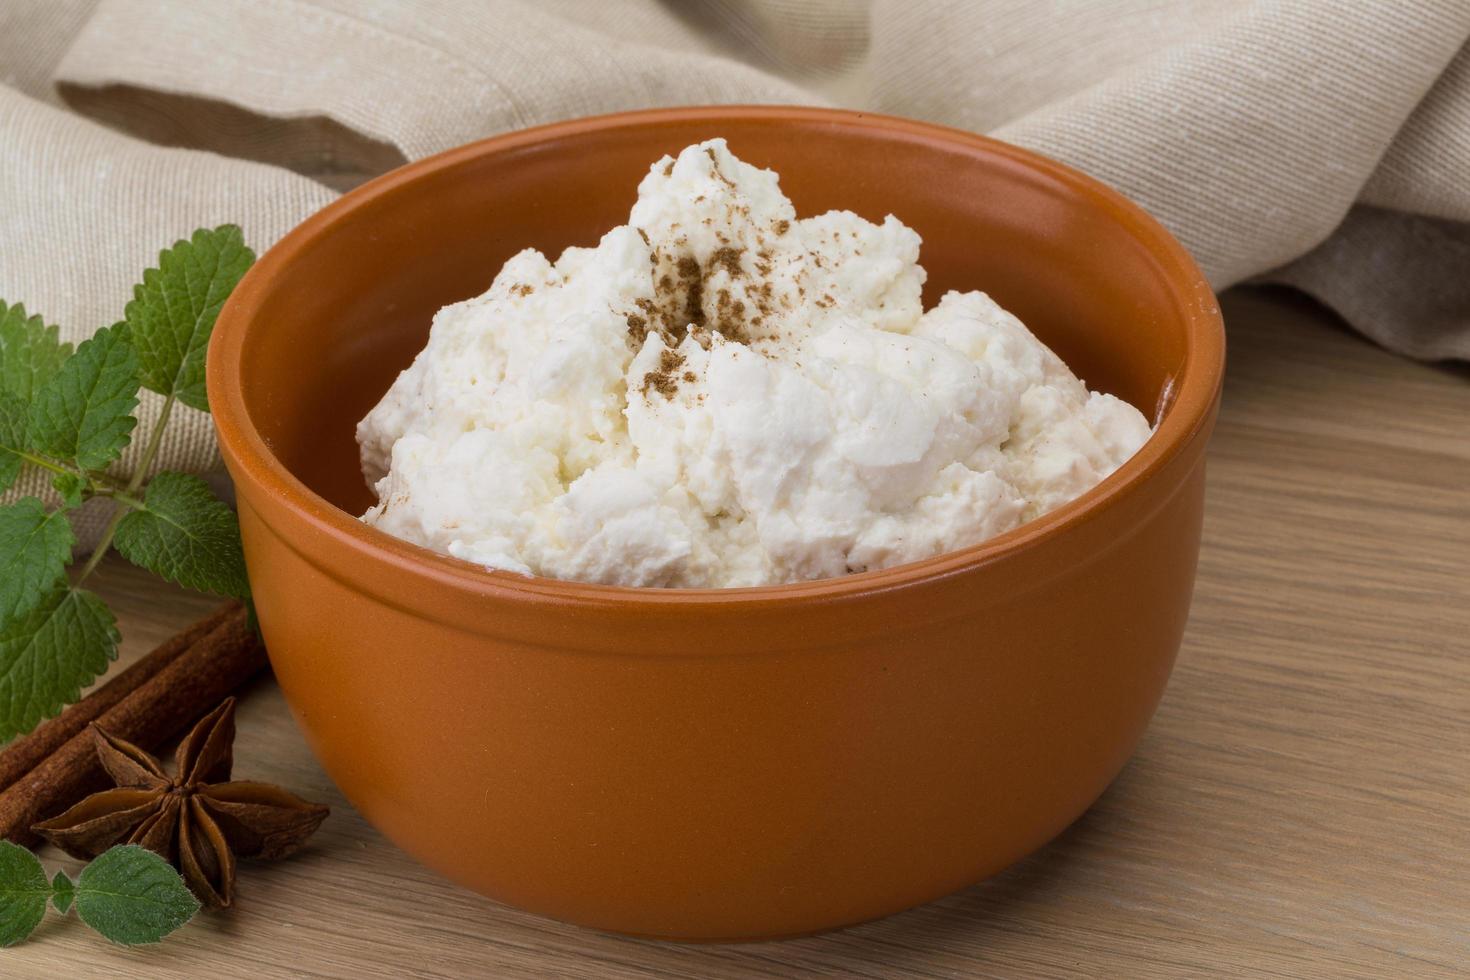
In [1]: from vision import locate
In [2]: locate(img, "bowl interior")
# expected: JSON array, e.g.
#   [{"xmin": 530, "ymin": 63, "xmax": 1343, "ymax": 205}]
[{"xmin": 235, "ymin": 112, "xmax": 1192, "ymax": 518}]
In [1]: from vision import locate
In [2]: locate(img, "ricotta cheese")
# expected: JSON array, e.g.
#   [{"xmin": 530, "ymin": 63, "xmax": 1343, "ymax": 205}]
[{"xmin": 356, "ymin": 139, "xmax": 1152, "ymax": 588}]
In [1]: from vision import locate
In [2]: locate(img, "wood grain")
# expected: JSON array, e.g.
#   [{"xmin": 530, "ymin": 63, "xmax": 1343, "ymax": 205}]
[{"xmin": 7, "ymin": 287, "xmax": 1467, "ymax": 978}]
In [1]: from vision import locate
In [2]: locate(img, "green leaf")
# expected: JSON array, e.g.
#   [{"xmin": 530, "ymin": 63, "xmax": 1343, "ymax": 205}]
[
  {"xmin": 51, "ymin": 871, "xmax": 74, "ymax": 915},
  {"xmin": 0, "ymin": 841, "xmax": 50, "ymax": 947},
  {"xmin": 74, "ymin": 845, "xmax": 199, "ymax": 946},
  {"xmin": 0, "ymin": 584, "xmax": 118, "ymax": 741},
  {"xmin": 51, "ymin": 472, "xmax": 86, "ymax": 508},
  {"xmin": 0, "ymin": 390, "xmax": 27, "ymax": 493},
  {"xmin": 114, "ymin": 472, "xmax": 249, "ymax": 600},
  {"xmin": 26, "ymin": 323, "xmax": 139, "ymax": 472},
  {"xmin": 0, "ymin": 300, "xmax": 72, "ymax": 402},
  {"xmin": 0, "ymin": 498, "xmax": 74, "ymax": 625},
  {"xmin": 125, "ymin": 225, "xmax": 254, "ymax": 412}
]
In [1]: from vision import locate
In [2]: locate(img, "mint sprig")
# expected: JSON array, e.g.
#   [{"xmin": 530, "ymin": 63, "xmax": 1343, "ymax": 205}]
[
  {"xmin": 0, "ymin": 301, "xmax": 72, "ymax": 402},
  {"xmin": 0, "ymin": 499, "xmax": 73, "ymax": 623},
  {"xmin": 26, "ymin": 323, "xmax": 139, "ymax": 473},
  {"xmin": 0, "ymin": 225, "xmax": 254, "ymax": 741},
  {"xmin": 115, "ymin": 472, "xmax": 250, "ymax": 599},
  {"xmin": 50, "ymin": 870, "xmax": 73, "ymax": 915},
  {"xmin": 0, "ymin": 842, "xmax": 199, "ymax": 947},
  {"xmin": 0, "ymin": 839, "xmax": 49, "ymax": 946},
  {"xmin": 126, "ymin": 225, "xmax": 253, "ymax": 413},
  {"xmin": 0, "ymin": 392, "xmax": 27, "ymax": 494},
  {"xmin": 0, "ymin": 585, "xmax": 119, "ymax": 738}
]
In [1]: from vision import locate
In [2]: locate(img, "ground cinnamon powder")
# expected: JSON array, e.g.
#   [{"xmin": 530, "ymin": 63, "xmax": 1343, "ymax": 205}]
[{"xmin": 641, "ymin": 348, "xmax": 687, "ymax": 399}]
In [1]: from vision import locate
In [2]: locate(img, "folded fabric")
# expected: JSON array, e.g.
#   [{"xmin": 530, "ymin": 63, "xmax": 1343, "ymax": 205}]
[{"xmin": 2, "ymin": 0, "xmax": 1467, "ymax": 533}]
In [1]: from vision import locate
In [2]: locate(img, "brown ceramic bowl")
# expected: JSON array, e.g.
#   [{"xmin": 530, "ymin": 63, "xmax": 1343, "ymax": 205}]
[{"xmin": 209, "ymin": 107, "xmax": 1223, "ymax": 941}]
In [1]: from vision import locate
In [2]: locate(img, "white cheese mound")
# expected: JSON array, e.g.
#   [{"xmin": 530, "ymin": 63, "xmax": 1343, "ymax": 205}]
[{"xmin": 356, "ymin": 139, "xmax": 1152, "ymax": 588}]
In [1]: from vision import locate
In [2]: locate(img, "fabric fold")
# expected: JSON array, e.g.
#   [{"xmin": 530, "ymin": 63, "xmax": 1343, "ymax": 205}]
[
  {"xmin": 0, "ymin": 85, "xmax": 335, "ymax": 537},
  {"xmin": 50, "ymin": 0, "xmax": 816, "ymax": 172}
]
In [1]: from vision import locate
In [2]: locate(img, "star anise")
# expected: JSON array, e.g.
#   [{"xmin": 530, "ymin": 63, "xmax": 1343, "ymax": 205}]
[{"xmin": 31, "ymin": 698, "xmax": 329, "ymax": 908}]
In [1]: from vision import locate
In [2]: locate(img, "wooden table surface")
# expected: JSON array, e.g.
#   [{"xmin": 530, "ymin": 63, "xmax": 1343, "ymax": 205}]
[{"xmin": 9, "ymin": 288, "xmax": 1467, "ymax": 978}]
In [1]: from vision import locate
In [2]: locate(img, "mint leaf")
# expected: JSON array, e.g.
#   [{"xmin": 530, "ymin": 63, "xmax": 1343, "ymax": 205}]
[
  {"xmin": 74, "ymin": 845, "xmax": 199, "ymax": 946},
  {"xmin": 27, "ymin": 323, "xmax": 138, "ymax": 472},
  {"xmin": 52, "ymin": 472, "xmax": 85, "ymax": 508},
  {"xmin": 0, "ymin": 498, "xmax": 74, "ymax": 625},
  {"xmin": 0, "ymin": 300, "xmax": 72, "ymax": 402},
  {"xmin": 0, "ymin": 584, "xmax": 118, "ymax": 741},
  {"xmin": 0, "ymin": 391, "xmax": 26, "ymax": 493},
  {"xmin": 114, "ymin": 472, "xmax": 248, "ymax": 599},
  {"xmin": 126, "ymin": 225, "xmax": 254, "ymax": 412},
  {"xmin": 51, "ymin": 871, "xmax": 74, "ymax": 915},
  {"xmin": 0, "ymin": 841, "xmax": 50, "ymax": 947}
]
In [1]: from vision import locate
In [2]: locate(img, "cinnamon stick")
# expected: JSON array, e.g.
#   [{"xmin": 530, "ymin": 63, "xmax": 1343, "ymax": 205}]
[
  {"xmin": 0, "ymin": 605, "xmax": 268, "ymax": 847},
  {"xmin": 0, "ymin": 603, "xmax": 238, "ymax": 792}
]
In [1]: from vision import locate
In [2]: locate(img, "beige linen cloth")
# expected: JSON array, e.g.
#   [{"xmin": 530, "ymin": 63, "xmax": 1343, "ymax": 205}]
[{"xmin": 3, "ymin": 0, "xmax": 1469, "ymax": 541}]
